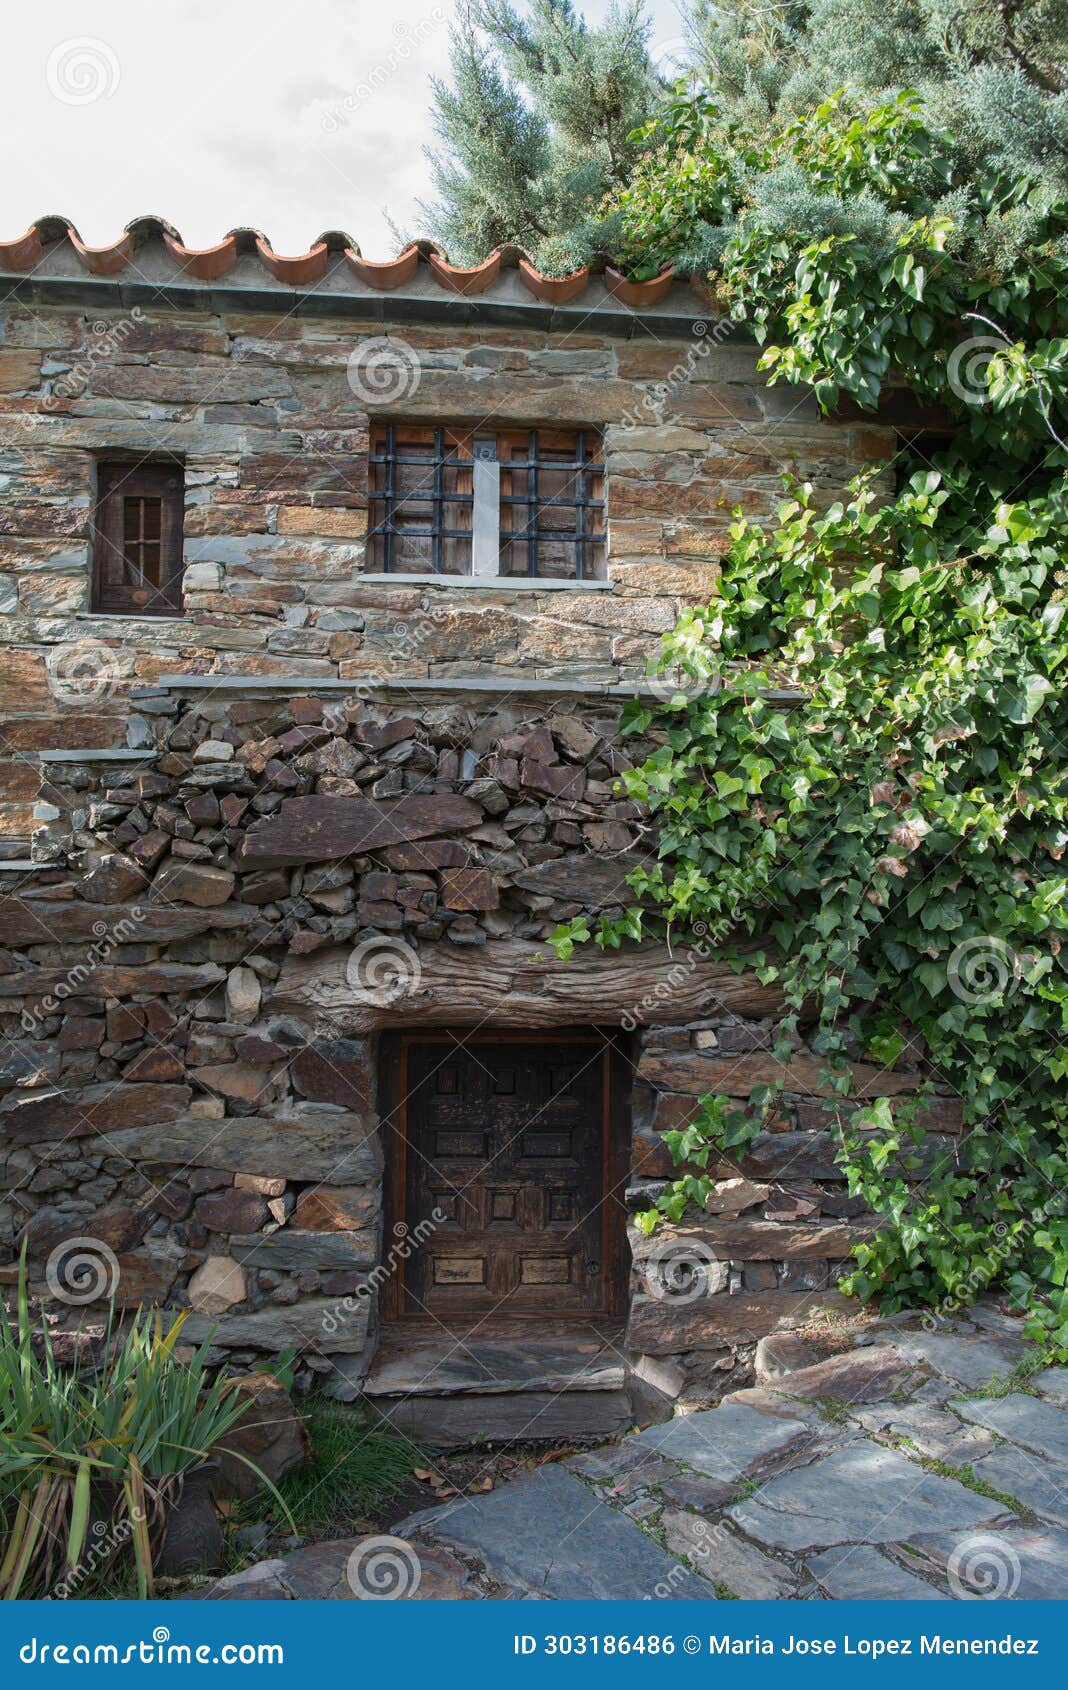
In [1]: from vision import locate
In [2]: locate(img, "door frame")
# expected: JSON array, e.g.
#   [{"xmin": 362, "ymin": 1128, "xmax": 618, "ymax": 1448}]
[{"xmin": 379, "ymin": 1027, "xmax": 632, "ymax": 1322}]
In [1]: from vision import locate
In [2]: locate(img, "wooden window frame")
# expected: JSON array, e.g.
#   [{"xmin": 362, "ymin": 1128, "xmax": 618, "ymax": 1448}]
[
  {"xmin": 91, "ymin": 460, "xmax": 185, "ymax": 615},
  {"xmin": 368, "ymin": 423, "xmax": 605, "ymax": 580}
]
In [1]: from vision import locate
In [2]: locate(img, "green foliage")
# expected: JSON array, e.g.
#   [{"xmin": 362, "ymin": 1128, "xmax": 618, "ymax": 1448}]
[
  {"xmin": 615, "ymin": 83, "xmax": 1068, "ymax": 418},
  {"xmin": 558, "ymin": 450, "xmax": 1068, "ymax": 1346},
  {"xmin": 543, "ymin": 29, "xmax": 1066, "ymax": 1352},
  {"xmin": 424, "ymin": 0, "xmax": 660, "ymax": 272},
  {"xmin": 244, "ymin": 1398, "xmax": 418, "ymax": 1533},
  {"xmin": 431, "ymin": 2, "xmax": 1068, "ymax": 1342},
  {"xmin": 687, "ymin": 1, "xmax": 1068, "ymax": 127},
  {"xmin": 0, "ymin": 1261, "xmax": 257, "ymax": 1599}
]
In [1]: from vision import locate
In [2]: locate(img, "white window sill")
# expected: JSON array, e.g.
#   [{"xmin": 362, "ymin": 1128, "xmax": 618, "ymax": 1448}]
[
  {"xmin": 76, "ymin": 610, "xmax": 187, "ymax": 623},
  {"xmin": 356, "ymin": 574, "xmax": 613, "ymax": 591}
]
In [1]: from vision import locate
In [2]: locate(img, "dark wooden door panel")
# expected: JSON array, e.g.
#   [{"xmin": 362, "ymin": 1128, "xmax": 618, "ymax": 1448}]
[{"xmin": 383, "ymin": 1032, "xmax": 628, "ymax": 1320}]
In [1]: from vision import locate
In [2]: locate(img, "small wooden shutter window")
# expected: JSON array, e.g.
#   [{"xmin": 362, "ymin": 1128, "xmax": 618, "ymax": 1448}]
[{"xmin": 92, "ymin": 462, "xmax": 185, "ymax": 614}]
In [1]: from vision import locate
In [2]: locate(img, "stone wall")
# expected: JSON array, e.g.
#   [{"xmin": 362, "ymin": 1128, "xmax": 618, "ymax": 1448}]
[
  {"xmin": 0, "ymin": 685, "xmax": 960, "ymax": 1398},
  {"xmin": 0, "ymin": 285, "xmax": 894, "ymax": 840},
  {"xmin": 0, "ymin": 267, "xmax": 922, "ymax": 1399}
]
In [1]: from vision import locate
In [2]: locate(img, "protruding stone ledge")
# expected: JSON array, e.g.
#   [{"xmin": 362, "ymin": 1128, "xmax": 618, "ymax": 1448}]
[
  {"xmin": 132, "ymin": 674, "xmax": 807, "ymax": 703},
  {"xmin": 37, "ymin": 748, "xmax": 160, "ymax": 763}
]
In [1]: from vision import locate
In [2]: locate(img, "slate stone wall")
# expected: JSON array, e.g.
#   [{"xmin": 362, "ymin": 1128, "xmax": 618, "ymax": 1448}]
[
  {"xmin": 0, "ymin": 686, "xmax": 960, "ymax": 1398},
  {"xmin": 0, "ymin": 296, "xmax": 894, "ymax": 839},
  {"xmin": 0, "ymin": 286, "xmax": 922, "ymax": 1398}
]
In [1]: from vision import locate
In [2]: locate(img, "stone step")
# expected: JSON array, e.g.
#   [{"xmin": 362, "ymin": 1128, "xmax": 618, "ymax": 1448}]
[{"xmin": 363, "ymin": 1324, "xmax": 633, "ymax": 1448}]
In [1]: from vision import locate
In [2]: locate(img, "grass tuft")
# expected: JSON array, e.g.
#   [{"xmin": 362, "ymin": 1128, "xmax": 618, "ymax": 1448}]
[{"xmin": 240, "ymin": 1398, "xmax": 422, "ymax": 1534}]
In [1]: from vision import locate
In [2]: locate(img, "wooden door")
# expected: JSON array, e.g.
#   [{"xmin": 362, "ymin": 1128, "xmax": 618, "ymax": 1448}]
[{"xmin": 382, "ymin": 1032, "xmax": 629, "ymax": 1320}]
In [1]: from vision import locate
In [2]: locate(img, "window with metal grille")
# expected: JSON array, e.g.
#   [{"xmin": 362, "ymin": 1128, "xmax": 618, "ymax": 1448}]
[
  {"xmin": 92, "ymin": 462, "xmax": 184, "ymax": 614},
  {"xmin": 368, "ymin": 424, "xmax": 605, "ymax": 580}
]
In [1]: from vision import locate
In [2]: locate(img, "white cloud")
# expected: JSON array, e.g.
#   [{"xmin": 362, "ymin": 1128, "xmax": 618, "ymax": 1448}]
[{"xmin": 0, "ymin": 0, "xmax": 686, "ymax": 257}]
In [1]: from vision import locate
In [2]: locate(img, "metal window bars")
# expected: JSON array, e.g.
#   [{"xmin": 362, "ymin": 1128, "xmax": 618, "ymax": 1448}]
[{"xmin": 368, "ymin": 424, "xmax": 605, "ymax": 579}]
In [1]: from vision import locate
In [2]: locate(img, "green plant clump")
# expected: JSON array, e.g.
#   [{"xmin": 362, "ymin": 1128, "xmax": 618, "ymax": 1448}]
[
  {"xmin": 243, "ymin": 1398, "xmax": 418, "ymax": 1534},
  {"xmin": 0, "ymin": 1264, "xmax": 261, "ymax": 1599},
  {"xmin": 556, "ymin": 75, "xmax": 1068, "ymax": 1353}
]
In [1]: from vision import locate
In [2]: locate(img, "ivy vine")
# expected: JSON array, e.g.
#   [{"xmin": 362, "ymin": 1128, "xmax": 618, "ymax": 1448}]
[{"xmin": 556, "ymin": 87, "xmax": 1068, "ymax": 1351}]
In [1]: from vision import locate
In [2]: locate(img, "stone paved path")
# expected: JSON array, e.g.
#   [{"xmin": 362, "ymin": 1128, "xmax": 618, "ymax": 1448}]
[{"xmin": 200, "ymin": 1309, "xmax": 1068, "ymax": 1600}]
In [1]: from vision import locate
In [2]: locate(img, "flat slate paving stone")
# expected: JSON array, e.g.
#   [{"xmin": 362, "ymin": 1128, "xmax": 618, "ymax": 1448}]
[
  {"xmin": 404, "ymin": 1463, "xmax": 719, "ymax": 1601},
  {"xmin": 761, "ymin": 1344, "xmax": 925, "ymax": 1404},
  {"xmin": 663, "ymin": 1511, "xmax": 798, "ymax": 1599},
  {"xmin": 1034, "ymin": 1367, "xmax": 1068, "ymax": 1404},
  {"xmin": 970, "ymin": 1445, "xmax": 1068, "ymax": 1528},
  {"xmin": 891, "ymin": 1332, "xmax": 1034, "ymax": 1390},
  {"xmin": 956, "ymin": 1393, "xmax": 1068, "ymax": 1464},
  {"xmin": 728, "ymin": 1440, "xmax": 1009, "ymax": 1551},
  {"xmin": 906, "ymin": 1524, "xmax": 1068, "ymax": 1600},
  {"xmin": 806, "ymin": 1544, "xmax": 946, "ymax": 1601},
  {"xmin": 629, "ymin": 1399, "xmax": 813, "ymax": 1482},
  {"xmin": 191, "ymin": 1561, "xmax": 293, "ymax": 1601},
  {"xmin": 853, "ymin": 1402, "xmax": 997, "ymax": 1466}
]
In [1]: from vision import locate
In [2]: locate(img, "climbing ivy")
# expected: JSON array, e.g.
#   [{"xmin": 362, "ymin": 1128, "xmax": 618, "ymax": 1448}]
[{"xmin": 556, "ymin": 86, "xmax": 1068, "ymax": 1350}]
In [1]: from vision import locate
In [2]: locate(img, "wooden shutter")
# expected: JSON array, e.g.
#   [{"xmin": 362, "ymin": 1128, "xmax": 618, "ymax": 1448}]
[{"xmin": 92, "ymin": 462, "xmax": 185, "ymax": 614}]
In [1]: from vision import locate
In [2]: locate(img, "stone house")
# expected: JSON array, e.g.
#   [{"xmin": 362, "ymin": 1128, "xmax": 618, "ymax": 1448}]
[{"xmin": 0, "ymin": 219, "xmax": 958, "ymax": 1442}]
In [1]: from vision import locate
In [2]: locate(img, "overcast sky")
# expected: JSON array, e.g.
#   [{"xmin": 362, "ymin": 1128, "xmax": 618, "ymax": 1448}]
[{"xmin": 2, "ymin": 0, "xmax": 686, "ymax": 259}]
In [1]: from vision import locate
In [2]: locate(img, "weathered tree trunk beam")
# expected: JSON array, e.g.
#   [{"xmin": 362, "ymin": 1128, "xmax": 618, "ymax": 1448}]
[{"xmin": 271, "ymin": 939, "xmax": 784, "ymax": 1031}]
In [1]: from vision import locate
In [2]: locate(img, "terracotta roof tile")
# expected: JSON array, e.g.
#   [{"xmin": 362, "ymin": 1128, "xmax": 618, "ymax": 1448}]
[{"xmin": 0, "ymin": 215, "xmax": 687, "ymax": 310}]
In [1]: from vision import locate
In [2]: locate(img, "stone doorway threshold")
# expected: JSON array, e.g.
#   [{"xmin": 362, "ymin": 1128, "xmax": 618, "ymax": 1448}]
[{"xmin": 361, "ymin": 1319, "xmax": 632, "ymax": 1448}]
